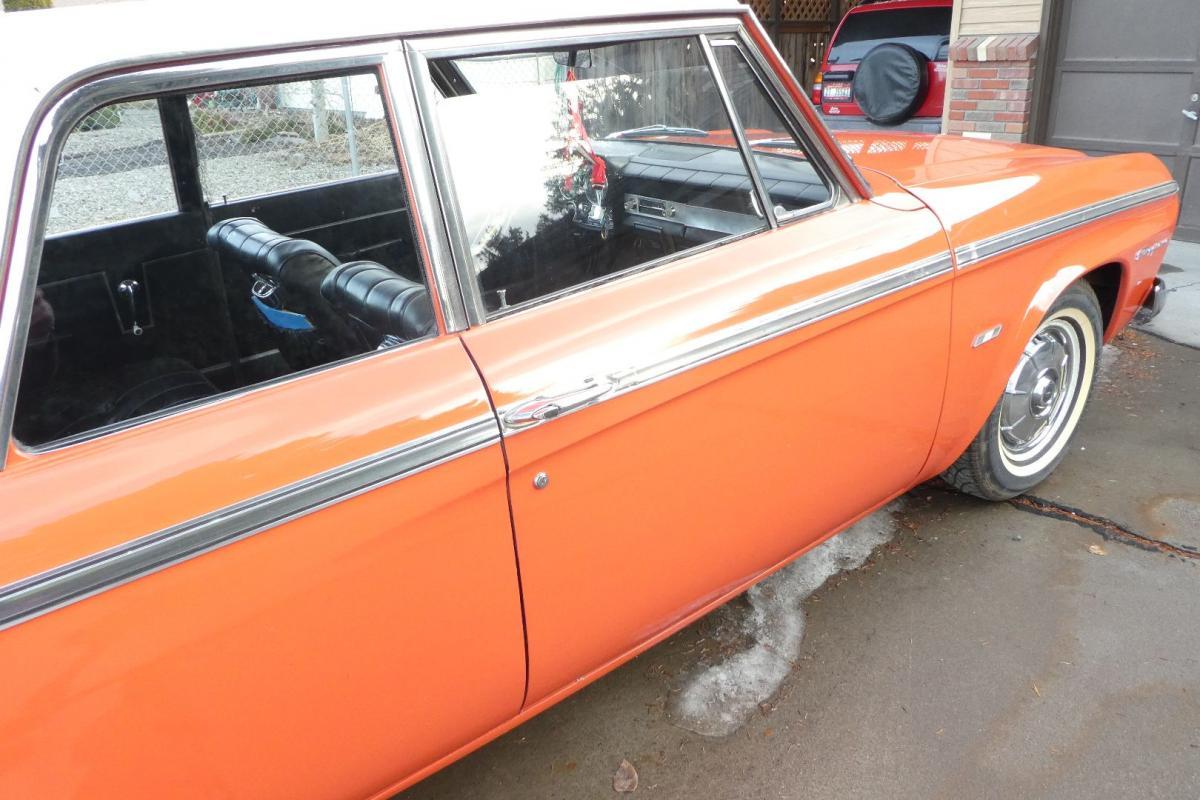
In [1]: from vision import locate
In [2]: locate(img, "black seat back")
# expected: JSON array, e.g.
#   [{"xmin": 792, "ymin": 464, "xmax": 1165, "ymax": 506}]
[
  {"xmin": 207, "ymin": 217, "xmax": 341, "ymax": 297},
  {"xmin": 322, "ymin": 261, "xmax": 436, "ymax": 343},
  {"xmin": 206, "ymin": 217, "xmax": 363, "ymax": 362}
]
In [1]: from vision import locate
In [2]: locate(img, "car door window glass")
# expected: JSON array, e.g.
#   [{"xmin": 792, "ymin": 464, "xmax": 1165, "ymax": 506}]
[
  {"xmin": 430, "ymin": 37, "xmax": 768, "ymax": 314},
  {"xmin": 189, "ymin": 75, "xmax": 397, "ymax": 204},
  {"xmin": 14, "ymin": 70, "xmax": 433, "ymax": 449},
  {"xmin": 46, "ymin": 101, "xmax": 178, "ymax": 235},
  {"xmin": 710, "ymin": 42, "xmax": 833, "ymax": 218}
]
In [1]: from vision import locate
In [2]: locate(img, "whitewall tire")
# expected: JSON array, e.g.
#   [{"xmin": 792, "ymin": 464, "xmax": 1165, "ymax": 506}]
[{"xmin": 943, "ymin": 282, "xmax": 1103, "ymax": 501}]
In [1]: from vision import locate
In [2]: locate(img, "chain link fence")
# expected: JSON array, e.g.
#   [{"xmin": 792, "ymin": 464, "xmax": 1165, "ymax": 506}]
[
  {"xmin": 48, "ymin": 74, "xmax": 397, "ymax": 235},
  {"xmin": 188, "ymin": 74, "xmax": 395, "ymax": 203}
]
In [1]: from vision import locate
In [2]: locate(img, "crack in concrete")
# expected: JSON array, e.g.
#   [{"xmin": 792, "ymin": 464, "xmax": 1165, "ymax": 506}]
[{"xmin": 1010, "ymin": 495, "xmax": 1199, "ymax": 562}]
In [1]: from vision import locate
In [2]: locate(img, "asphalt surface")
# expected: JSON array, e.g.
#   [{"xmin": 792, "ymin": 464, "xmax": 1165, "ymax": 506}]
[{"xmin": 398, "ymin": 245, "xmax": 1200, "ymax": 800}]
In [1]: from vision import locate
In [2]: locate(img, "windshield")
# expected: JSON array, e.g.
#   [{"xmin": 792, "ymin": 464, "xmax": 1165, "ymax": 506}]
[{"xmin": 828, "ymin": 7, "xmax": 951, "ymax": 63}]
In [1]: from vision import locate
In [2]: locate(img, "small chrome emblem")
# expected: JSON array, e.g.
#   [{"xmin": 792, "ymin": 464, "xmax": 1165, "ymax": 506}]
[
  {"xmin": 972, "ymin": 324, "xmax": 1003, "ymax": 348},
  {"xmin": 533, "ymin": 472, "xmax": 550, "ymax": 490}
]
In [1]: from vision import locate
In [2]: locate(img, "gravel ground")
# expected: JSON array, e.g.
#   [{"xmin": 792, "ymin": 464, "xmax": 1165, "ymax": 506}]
[
  {"xmin": 48, "ymin": 104, "xmax": 393, "ymax": 234},
  {"xmin": 48, "ymin": 150, "xmax": 392, "ymax": 234},
  {"xmin": 61, "ymin": 106, "xmax": 162, "ymax": 157}
]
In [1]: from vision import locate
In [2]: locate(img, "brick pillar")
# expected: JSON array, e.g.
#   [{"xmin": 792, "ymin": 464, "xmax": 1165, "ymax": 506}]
[{"xmin": 946, "ymin": 34, "xmax": 1039, "ymax": 142}]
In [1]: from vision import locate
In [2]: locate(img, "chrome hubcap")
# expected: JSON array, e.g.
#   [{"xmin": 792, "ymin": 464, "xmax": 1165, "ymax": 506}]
[{"xmin": 999, "ymin": 321, "xmax": 1079, "ymax": 458}]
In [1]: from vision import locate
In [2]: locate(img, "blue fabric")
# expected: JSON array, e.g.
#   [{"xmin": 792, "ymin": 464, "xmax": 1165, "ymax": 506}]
[{"xmin": 251, "ymin": 295, "xmax": 314, "ymax": 331}]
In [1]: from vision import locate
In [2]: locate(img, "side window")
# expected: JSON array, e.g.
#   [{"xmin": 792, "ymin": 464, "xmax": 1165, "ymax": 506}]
[
  {"xmin": 430, "ymin": 37, "xmax": 769, "ymax": 314},
  {"xmin": 46, "ymin": 101, "xmax": 178, "ymax": 235},
  {"xmin": 709, "ymin": 41, "xmax": 833, "ymax": 218},
  {"xmin": 14, "ymin": 70, "xmax": 433, "ymax": 449},
  {"xmin": 188, "ymin": 75, "xmax": 396, "ymax": 204}
]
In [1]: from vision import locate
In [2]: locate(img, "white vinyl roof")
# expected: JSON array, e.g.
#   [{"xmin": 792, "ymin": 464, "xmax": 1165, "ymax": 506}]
[
  {"xmin": 0, "ymin": 0, "xmax": 750, "ymax": 270},
  {"xmin": 0, "ymin": 0, "xmax": 747, "ymax": 101}
]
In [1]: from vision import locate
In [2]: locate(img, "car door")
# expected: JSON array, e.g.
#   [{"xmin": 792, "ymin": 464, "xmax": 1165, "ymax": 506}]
[
  {"xmin": 414, "ymin": 23, "xmax": 953, "ymax": 705},
  {"xmin": 0, "ymin": 49, "xmax": 524, "ymax": 799}
]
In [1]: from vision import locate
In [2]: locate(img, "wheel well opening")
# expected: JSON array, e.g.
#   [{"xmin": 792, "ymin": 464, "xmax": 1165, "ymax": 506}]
[{"xmin": 1082, "ymin": 262, "xmax": 1123, "ymax": 336}]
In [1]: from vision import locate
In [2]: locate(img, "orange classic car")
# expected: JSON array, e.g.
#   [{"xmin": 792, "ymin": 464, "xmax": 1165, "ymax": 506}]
[{"xmin": 0, "ymin": 1, "xmax": 1178, "ymax": 797}]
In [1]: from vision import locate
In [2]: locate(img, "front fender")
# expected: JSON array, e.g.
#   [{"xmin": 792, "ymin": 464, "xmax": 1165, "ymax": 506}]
[{"xmin": 918, "ymin": 183, "xmax": 1178, "ymax": 481}]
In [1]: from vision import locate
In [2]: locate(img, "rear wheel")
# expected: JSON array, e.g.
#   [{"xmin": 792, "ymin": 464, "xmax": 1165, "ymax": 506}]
[{"xmin": 943, "ymin": 282, "xmax": 1103, "ymax": 500}]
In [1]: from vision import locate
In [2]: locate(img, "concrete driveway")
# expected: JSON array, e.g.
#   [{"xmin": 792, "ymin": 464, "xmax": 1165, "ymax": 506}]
[{"xmin": 398, "ymin": 245, "xmax": 1200, "ymax": 800}]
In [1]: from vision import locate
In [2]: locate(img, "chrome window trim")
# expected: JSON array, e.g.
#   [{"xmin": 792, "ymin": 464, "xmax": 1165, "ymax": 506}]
[
  {"xmin": 699, "ymin": 33, "xmax": 780, "ymax": 230},
  {"xmin": 0, "ymin": 414, "xmax": 500, "ymax": 632},
  {"xmin": 385, "ymin": 49, "xmax": 470, "ymax": 332},
  {"xmin": 407, "ymin": 17, "xmax": 752, "ymax": 328},
  {"xmin": 406, "ymin": 17, "xmax": 741, "ymax": 61},
  {"xmin": 0, "ymin": 43, "xmax": 454, "ymax": 468},
  {"xmin": 404, "ymin": 43, "xmax": 491, "ymax": 327},
  {"xmin": 704, "ymin": 34, "xmax": 843, "ymax": 226},
  {"xmin": 733, "ymin": 17, "xmax": 871, "ymax": 204},
  {"xmin": 405, "ymin": 17, "xmax": 858, "ymax": 328},
  {"xmin": 955, "ymin": 181, "xmax": 1181, "ymax": 270},
  {"xmin": 497, "ymin": 250, "xmax": 955, "ymax": 433}
]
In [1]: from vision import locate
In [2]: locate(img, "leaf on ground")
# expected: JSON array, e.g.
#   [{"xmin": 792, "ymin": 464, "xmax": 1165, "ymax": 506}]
[
  {"xmin": 1088, "ymin": 544, "xmax": 1107, "ymax": 556},
  {"xmin": 613, "ymin": 759, "xmax": 639, "ymax": 794}
]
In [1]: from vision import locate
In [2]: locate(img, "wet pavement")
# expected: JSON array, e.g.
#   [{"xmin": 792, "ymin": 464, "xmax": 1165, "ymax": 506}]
[{"xmin": 397, "ymin": 251, "xmax": 1200, "ymax": 800}]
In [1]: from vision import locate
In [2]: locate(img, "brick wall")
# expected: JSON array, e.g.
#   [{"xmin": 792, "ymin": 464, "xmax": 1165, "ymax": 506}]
[{"xmin": 946, "ymin": 34, "xmax": 1039, "ymax": 142}]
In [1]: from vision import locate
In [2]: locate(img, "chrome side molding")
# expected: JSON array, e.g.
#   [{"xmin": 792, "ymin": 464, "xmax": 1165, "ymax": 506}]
[
  {"xmin": 0, "ymin": 414, "xmax": 500, "ymax": 631},
  {"xmin": 955, "ymin": 181, "xmax": 1180, "ymax": 270},
  {"xmin": 499, "ymin": 250, "xmax": 954, "ymax": 432}
]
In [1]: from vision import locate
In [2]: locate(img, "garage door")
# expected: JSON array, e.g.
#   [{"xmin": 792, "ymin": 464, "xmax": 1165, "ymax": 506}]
[{"xmin": 1040, "ymin": 0, "xmax": 1200, "ymax": 242}]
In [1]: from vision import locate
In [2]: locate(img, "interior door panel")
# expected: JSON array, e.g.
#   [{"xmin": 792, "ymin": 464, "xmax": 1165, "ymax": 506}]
[{"xmin": 461, "ymin": 200, "xmax": 952, "ymax": 704}]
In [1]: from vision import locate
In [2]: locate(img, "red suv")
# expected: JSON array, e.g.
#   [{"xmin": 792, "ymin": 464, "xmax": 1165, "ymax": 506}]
[{"xmin": 812, "ymin": 0, "xmax": 951, "ymax": 132}]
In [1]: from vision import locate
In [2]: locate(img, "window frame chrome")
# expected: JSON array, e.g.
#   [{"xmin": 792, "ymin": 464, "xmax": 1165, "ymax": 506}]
[
  {"xmin": 704, "ymin": 33, "xmax": 844, "ymax": 225},
  {"xmin": 698, "ymin": 34, "xmax": 782, "ymax": 231},
  {"xmin": 0, "ymin": 42, "xmax": 455, "ymax": 468},
  {"xmin": 734, "ymin": 14, "xmax": 873, "ymax": 204},
  {"xmin": 403, "ymin": 16, "xmax": 860, "ymax": 328}
]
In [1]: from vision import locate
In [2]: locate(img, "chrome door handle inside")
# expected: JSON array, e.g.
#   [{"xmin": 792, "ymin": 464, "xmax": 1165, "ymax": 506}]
[{"xmin": 503, "ymin": 380, "xmax": 614, "ymax": 429}]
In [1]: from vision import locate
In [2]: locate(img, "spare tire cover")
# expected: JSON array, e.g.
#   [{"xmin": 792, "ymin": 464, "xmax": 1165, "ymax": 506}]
[{"xmin": 852, "ymin": 43, "xmax": 929, "ymax": 125}]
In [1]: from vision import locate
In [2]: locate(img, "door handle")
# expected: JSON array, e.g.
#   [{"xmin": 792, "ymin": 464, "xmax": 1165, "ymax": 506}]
[
  {"xmin": 1185, "ymin": 93, "xmax": 1199, "ymax": 121},
  {"xmin": 503, "ymin": 379, "xmax": 613, "ymax": 429},
  {"xmin": 117, "ymin": 279, "xmax": 144, "ymax": 336}
]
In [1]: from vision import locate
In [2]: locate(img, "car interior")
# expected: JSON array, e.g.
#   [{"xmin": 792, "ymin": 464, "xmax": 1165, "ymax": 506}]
[
  {"xmin": 14, "ymin": 39, "xmax": 832, "ymax": 449},
  {"xmin": 431, "ymin": 37, "xmax": 831, "ymax": 313},
  {"xmin": 14, "ymin": 73, "xmax": 432, "ymax": 448}
]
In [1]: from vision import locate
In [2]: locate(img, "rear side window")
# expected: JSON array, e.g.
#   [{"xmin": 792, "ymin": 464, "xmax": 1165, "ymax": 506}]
[
  {"xmin": 46, "ymin": 101, "xmax": 178, "ymax": 235},
  {"xmin": 828, "ymin": 8, "xmax": 952, "ymax": 64},
  {"xmin": 430, "ymin": 36, "xmax": 770, "ymax": 315},
  {"xmin": 188, "ymin": 75, "xmax": 397, "ymax": 204},
  {"xmin": 15, "ymin": 69, "xmax": 432, "ymax": 449}
]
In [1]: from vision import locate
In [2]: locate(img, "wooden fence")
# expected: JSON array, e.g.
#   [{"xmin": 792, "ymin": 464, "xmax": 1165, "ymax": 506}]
[{"xmin": 745, "ymin": 0, "xmax": 866, "ymax": 90}]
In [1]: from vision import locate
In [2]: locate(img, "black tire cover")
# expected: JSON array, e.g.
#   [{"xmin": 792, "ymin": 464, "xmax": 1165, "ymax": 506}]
[{"xmin": 852, "ymin": 43, "xmax": 929, "ymax": 126}]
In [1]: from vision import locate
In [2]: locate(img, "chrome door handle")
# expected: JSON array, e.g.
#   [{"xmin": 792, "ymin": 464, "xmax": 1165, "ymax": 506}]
[
  {"xmin": 503, "ymin": 380, "xmax": 613, "ymax": 429},
  {"xmin": 1184, "ymin": 109, "xmax": 1199, "ymax": 121}
]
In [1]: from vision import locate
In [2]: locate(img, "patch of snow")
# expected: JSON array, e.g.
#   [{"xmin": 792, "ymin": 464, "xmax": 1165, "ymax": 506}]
[{"xmin": 670, "ymin": 502, "xmax": 902, "ymax": 737}]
